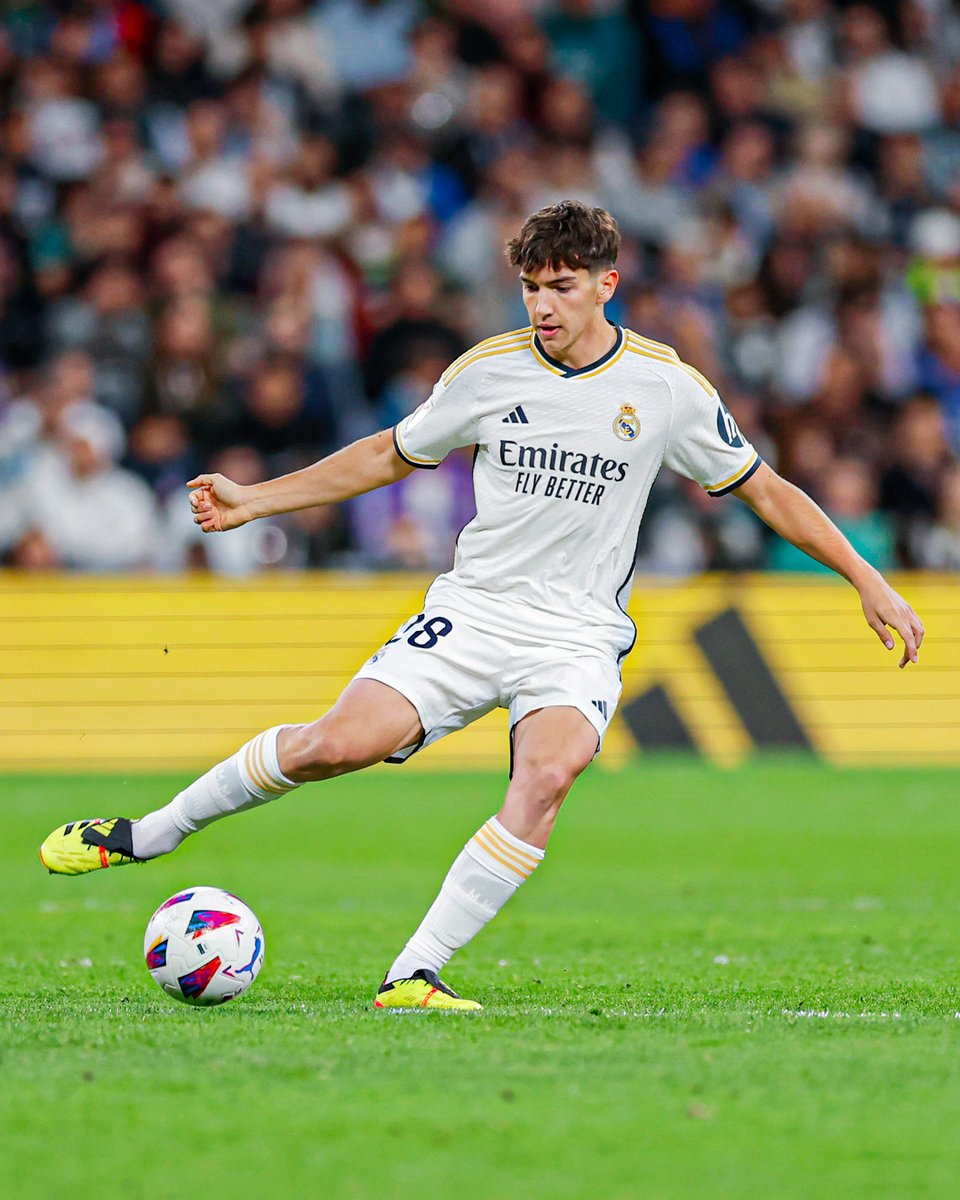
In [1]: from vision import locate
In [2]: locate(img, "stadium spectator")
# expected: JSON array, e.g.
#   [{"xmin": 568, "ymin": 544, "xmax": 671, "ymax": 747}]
[
  {"xmin": 0, "ymin": 0, "xmax": 958, "ymax": 576},
  {"xmin": 879, "ymin": 395, "xmax": 953, "ymax": 533},
  {"xmin": 769, "ymin": 455, "xmax": 896, "ymax": 572},
  {"xmin": 349, "ymin": 442, "xmax": 476, "ymax": 569},
  {"xmin": 321, "ymin": 0, "xmax": 424, "ymax": 94},
  {"xmin": 224, "ymin": 352, "xmax": 338, "ymax": 472},
  {"xmin": 917, "ymin": 303, "xmax": 960, "ymax": 453},
  {"xmin": 13, "ymin": 400, "xmax": 159, "ymax": 570},
  {"xmin": 542, "ymin": 0, "xmax": 641, "ymax": 128},
  {"xmin": 159, "ymin": 443, "xmax": 293, "ymax": 574},
  {"xmin": 363, "ymin": 259, "xmax": 465, "ymax": 402},
  {"xmin": 914, "ymin": 461, "xmax": 960, "ymax": 570},
  {"xmin": 839, "ymin": 4, "xmax": 939, "ymax": 135}
]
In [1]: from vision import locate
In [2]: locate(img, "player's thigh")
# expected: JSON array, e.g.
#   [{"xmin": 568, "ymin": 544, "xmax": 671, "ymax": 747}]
[
  {"xmin": 280, "ymin": 679, "xmax": 424, "ymax": 779},
  {"xmin": 353, "ymin": 608, "xmax": 502, "ymax": 758}
]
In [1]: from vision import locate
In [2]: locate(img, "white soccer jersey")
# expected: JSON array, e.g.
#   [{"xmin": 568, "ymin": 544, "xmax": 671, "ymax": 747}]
[{"xmin": 393, "ymin": 324, "xmax": 761, "ymax": 661}]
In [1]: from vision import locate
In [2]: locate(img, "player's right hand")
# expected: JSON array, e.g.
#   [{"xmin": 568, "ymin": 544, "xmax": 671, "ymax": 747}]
[{"xmin": 187, "ymin": 473, "xmax": 254, "ymax": 533}]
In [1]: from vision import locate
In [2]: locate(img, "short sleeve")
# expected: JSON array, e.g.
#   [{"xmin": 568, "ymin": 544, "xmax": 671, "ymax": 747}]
[
  {"xmin": 662, "ymin": 369, "xmax": 762, "ymax": 497},
  {"xmin": 393, "ymin": 367, "xmax": 481, "ymax": 470}
]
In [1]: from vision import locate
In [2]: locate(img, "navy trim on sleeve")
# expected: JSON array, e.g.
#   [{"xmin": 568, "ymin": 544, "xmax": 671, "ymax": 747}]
[
  {"xmin": 708, "ymin": 454, "xmax": 763, "ymax": 498},
  {"xmin": 393, "ymin": 425, "xmax": 441, "ymax": 470}
]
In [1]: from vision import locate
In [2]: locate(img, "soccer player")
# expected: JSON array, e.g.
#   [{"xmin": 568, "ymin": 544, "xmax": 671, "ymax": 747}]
[{"xmin": 39, "ymin": 202, "xmax": 924, "ymax": 1010}]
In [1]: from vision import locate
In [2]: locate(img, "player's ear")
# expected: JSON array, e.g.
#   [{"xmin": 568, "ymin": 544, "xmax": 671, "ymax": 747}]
[{"xmin": 596, "ymin": 268, "xmax": 619, "ymax": 304}]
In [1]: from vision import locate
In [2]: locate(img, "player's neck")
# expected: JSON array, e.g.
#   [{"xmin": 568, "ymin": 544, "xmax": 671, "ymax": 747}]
[{"xmin": 550, "ymin": 316, "xmax": 618, "ymax": 371}]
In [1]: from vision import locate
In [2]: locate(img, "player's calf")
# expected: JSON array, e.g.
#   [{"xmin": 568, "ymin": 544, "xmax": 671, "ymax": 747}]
[
  {"xmin": 278, "ymin": 679, "xmax": 424, "ymax": 782},
  {"xmin": 278, "ymin": 721, "xmax": 388, "ymax": 782},
  {"xmin": 499, "ymin": 765, "xmax": 576, "ymax": 847},
  {"xmin": 500, "ymin": 738, "xmax": 596, "ymax": 847}
]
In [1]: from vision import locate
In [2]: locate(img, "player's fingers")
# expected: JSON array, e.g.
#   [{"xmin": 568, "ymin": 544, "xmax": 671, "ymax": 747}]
[
  {"xmin": 193, "ymin": 500, "xmax": 218, "ymax": 526},
  {"xmin": 892, "ymin": 617, "xmax": 918, "ymax": 667},
  {"xmin": 186, "ymin": 475, "xmax": 214, "ymax": 489},
  {"xmin": 867, "ymin": 613, "xmax": 895, "ymax": 651}
]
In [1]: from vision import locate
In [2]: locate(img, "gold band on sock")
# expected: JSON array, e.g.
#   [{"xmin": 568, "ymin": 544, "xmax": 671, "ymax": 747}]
[
  {"xmin": 471, "ymin": 820, "xmax": 541, "ymax": 880},
  {"xmin": 243, "ymin": 732, "xmax": 292, "ymax": 796}
]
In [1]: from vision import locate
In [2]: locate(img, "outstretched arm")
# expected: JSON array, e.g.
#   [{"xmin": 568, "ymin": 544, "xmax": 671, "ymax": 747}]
[
  {"xmin": 188, "ymin": 429, "xmax": 414, "ymax": 532},
  {"xmin": 736, "ymin": 463, "xmax": 924, "ymax": 668}
]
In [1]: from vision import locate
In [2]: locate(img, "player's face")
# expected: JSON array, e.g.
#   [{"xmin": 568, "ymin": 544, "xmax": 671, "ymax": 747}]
[{"xmin": 520, "ymin": 263, "xmax": 619, "ymax": 361}]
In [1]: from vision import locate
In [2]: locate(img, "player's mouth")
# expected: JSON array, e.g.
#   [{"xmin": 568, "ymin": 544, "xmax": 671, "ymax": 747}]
[{"xmin": 538, "ymin": 324, "xmax": 561, "ymax": 340}]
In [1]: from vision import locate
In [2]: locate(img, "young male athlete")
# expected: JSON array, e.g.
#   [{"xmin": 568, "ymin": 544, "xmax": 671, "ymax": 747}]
[{"xmin": 39, "ymin": 202, "xmax": 924, "ymax": 1010}]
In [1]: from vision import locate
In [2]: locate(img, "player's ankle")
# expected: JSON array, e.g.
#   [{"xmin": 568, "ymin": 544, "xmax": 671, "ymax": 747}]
[{"xmin": 130, "ymin": 811, "xmax": 186, "ymax": 859}]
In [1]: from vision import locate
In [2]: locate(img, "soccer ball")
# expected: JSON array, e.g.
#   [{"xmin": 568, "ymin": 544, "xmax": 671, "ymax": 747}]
[{"xmin": 143, "ymin": 886, "xmax": 265, "ymax": 1007}]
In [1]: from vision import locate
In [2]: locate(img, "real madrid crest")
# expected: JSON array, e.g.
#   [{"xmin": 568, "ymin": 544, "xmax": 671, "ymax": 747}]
[{"xmin": 613, "ymin": 404, "xmax": 640, "ymax": 441}]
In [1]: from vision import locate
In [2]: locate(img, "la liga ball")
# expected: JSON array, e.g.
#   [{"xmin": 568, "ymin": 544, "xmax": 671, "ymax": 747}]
[{"xmin": 144, "ymin": 886, "xmax": 264, "ymax": 1006}]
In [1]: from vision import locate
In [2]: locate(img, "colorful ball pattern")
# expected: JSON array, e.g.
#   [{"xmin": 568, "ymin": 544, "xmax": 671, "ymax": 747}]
[{"xmin": 144, "ymin": 886, "xmax": 264, "ymax": 1006}]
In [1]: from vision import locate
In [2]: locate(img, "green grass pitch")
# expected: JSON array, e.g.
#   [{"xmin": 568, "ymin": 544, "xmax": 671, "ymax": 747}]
[{"xmin": 2, "ymin": 761, "xmax": 959, "ymax": 1199}]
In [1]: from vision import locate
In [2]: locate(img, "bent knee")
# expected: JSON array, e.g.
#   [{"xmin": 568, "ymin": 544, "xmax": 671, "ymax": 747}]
[{"xmin": 513, "ymin": 757, "xmax": 587, "ymax": 805}]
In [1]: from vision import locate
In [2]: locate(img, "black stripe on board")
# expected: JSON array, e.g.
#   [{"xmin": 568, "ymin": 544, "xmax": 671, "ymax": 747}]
[
  {"xmin": 621, "ymin": 684, "xmax": 700, "ymax": 752},
  {"xmin": 694, "ymin": 607, "xmax": 813, "ymax": 751}
]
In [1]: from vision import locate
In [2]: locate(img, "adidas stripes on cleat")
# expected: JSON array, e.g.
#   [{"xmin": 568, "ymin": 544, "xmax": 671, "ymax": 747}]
[
  {"xmin": 39, "ymin": 818, "xmax": 142, "ymax": 875},
  {"xmin": 374, "ymin": 968, "xmax": 482, "ymax": 1011}
]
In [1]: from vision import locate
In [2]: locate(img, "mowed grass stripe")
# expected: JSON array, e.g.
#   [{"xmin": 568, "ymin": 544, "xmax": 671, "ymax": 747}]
[{"xmin": 2, "ymin": 761, "xmax": 959, "ymax": 1200}]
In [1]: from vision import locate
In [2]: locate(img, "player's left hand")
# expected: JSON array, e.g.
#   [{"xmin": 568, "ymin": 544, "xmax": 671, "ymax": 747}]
[{"xmin": 858, "ymin": 573, "xmax": 924, "ymax": 668}]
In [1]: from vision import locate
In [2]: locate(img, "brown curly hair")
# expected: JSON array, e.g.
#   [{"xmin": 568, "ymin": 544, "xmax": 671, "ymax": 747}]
[{"xmin": 506, "ymin": 201, "xmax": 620, "ymax": 274}]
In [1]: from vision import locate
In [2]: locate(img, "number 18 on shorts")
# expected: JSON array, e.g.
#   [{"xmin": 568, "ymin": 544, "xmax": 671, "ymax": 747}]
[{"xmin": 355, "ymin": 608, "xmax": 622, "ymax": 763}]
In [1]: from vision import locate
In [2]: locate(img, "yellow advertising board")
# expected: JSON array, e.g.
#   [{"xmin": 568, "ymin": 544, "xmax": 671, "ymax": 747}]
[{"xmin": 0, "ymin": 572, "xmax": 956, "ymax": 771}]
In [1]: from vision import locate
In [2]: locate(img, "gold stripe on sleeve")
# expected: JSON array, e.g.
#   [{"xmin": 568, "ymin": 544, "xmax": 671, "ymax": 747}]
[
  {"xmin": 442, "ymin": 328, "xmax": 532, "ymax": 385},
  {"xmin": 706, "ymin": 451, "xmax": 759, "ymax": 494},
  {"xmin": 627, "ymin": 330, "xmax": 681, "ymax": 360},
  {"xmin": 442, "ymin": 337, "xmax": 531, "ymax": 387},
  {"xmin": 625, "ymin": 339, "xmax": 716, "ymax": 395},
  {"xmin": 394, "ymin": 423, "xmax": 442, "ymax": 467}
]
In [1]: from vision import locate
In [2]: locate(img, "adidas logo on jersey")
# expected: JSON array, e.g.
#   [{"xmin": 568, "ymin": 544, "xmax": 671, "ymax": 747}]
[{"xmin": 502, "ymin": 405, "xmax": 529, "ymax": 425}]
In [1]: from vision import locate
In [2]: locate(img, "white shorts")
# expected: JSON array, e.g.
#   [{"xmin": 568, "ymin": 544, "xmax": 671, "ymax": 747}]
[{"xmin": 353, "ymin": 606, "xmax": 623, "ymax": 764}]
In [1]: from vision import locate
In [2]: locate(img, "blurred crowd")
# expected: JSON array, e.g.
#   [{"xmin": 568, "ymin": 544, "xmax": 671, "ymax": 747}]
[{"xmin": 1, "ymin": 0, "xmax": 960, "ymax": 575}]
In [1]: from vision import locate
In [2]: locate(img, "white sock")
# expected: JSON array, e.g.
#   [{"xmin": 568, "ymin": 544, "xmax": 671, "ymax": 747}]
[
  {"xmin": 386, "ymin": 816, "xmax": 544, "ymax": 981},
  {"xmin": 132, "ymin": 726, "xmax": 297, "ymax": 858}
]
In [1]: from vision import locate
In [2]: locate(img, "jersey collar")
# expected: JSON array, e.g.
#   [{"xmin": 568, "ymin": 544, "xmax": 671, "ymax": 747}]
[{"xmin": 530, "ymin": 323, "xmax": 625, "ymax": 379}]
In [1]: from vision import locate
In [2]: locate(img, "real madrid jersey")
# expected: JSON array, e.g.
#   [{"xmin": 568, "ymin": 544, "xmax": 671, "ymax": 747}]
[{"xmin": 393, "ymin": 325, "xmax": 762, "ymax": 660}]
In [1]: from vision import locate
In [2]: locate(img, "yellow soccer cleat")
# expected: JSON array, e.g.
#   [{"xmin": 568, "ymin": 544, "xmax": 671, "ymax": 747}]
[
  {"xmin": 39, "ymin": 818, "xmax": 142, "ymax": 875},
  {"xmin": 375, "ymin": 968, "xmax": 482, "ymax": 1011}
]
